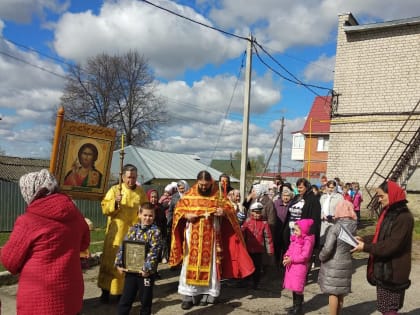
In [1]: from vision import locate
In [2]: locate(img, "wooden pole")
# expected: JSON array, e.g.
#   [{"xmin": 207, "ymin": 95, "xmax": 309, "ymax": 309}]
[
  {"xmin": 49, "ymin": 106, "xmax": 64, "ymax": 174},
  {"xmin": 118, "ymin": 134, "xmax": 125, "ymax": 201}
]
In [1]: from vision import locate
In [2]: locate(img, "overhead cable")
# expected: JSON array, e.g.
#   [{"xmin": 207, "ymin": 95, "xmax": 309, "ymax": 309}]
[{"xmin": 140, "ymin": 0, "xmax": 249, "ymax": 41}]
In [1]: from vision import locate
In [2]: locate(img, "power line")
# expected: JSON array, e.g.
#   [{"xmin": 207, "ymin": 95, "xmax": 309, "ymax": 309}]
[
  {"xmin": 140, "ymin": 0, "xmax": 249, "ymax": 41},
  {"xmin": 0, "ymin": 35, "xmax": 74, "ymax": 69},
  {"xmin": 0, "ymin": 50, "xmax": 67, "ymax": 79},
  {"xmin": 207, "ymin": 50, "xmax": 246, "ymax": 163},
  {"xmin": 253, "ymin": 41, "xmax": 332, "ymax": 96}
]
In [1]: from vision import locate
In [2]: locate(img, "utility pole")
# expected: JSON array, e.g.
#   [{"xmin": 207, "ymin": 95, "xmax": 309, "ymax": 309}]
[
  {"xmin": 240, "ymin": 35, "xmax": 253, "ymax": 204},
  {"xmin": 277, "ymin": 117, "xmax": 285, "ymax": 175}
]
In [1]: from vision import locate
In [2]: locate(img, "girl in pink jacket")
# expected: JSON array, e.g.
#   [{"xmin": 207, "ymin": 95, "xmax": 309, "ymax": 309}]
[{"xmin": 282, "ymin": 218, "xmax": 315, "ymax": 315}]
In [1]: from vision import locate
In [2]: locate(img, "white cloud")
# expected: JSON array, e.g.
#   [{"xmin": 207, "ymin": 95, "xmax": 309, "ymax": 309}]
[
  {"xmin": 52, "ymin": 0, "xmax": 244, "ymax": 78},
  {"xmin": 0, "ymin": 35, "xmax": 64, "ymax": 157},
  {"xmin": 157, "ymin": 72, "xmax": 281, "ymax": 126},
  {"xmin": 0, "ymin": 0, "xmax": 70, "ymax": 23},
  {"xmin": 209, "ymin": 0, "xmax": 420, "ymax": 50},
  {"xmin": 303, "ymin": 54, "xmax": 335, "ymax": 83}
]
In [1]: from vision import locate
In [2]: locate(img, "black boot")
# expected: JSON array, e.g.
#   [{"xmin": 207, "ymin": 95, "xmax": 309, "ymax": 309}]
[
  {"xmin": 287, "ymin": 293, "xmax": 304, "ymax": 315},
  {"xmin": 285, "ymin": 292, "xmax": 297, "ymax": 313},
  {"xmin": 100, "ymin": 289, "xmax": 110, "ymax": 304}
]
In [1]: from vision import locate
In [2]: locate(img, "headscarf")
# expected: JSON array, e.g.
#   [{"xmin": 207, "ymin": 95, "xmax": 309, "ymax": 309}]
[
  {"xmin": 146, "ymin": 189, "xmax": 159, "ymax": 204},
  {"xmin": 177, "ymin": 180, "xmax": 190, "ymax": 197},
  {"xmin": 367, "ymin": 180, "xmax": 406, "ymax": 285},
  {"xmin": 253, "ymin": 183, "xmax": 268, "ymax": 199},
  {"xmin": 386, "ymin": 180, "xmax": 406, "ymax": 207},
  {"xmin": 335, "ymin": 200, "xmax": 357, "ymax": 220},
  {"xmin": 19, "ymin": 169, "xmax": 59, "ymax": 204}
]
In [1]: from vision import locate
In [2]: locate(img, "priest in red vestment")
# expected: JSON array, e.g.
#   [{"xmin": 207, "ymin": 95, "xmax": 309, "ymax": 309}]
[{"xmin": 169, "ymin": 170, "xmax": 255, "ymax": 310}]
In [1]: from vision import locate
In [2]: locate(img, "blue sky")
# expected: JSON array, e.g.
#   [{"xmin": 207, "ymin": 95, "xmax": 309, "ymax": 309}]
[{"xmin": 1, "ymin": 0, "xmax": 419, "ymax": 172}]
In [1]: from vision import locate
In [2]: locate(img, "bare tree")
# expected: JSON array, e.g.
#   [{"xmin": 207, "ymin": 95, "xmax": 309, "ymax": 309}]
[{"xmin": 60, "ymin": 51, "xmax": 166, "ymax": 146}]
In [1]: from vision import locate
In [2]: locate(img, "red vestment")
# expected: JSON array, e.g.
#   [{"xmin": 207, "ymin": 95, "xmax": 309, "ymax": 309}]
[{"xmin": 169, "ymin": 183, "xmax": 254, "ymax": 286}]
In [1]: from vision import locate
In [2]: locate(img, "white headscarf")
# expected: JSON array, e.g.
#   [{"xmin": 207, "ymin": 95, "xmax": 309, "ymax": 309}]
[
  {"xmin": 19, "ymin": 169, "xmax": 59, "ymax": 204},
  {"xmin": 177, "ymin": 180, "xmax": 190, "ymax": 197},
  {"xmin": 253, "ymin": 183, "xmax": 268, "ymax": 199}
]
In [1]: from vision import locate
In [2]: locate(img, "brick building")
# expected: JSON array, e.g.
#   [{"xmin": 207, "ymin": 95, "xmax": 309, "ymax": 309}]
[
  {"xmin": 291, "ymin": 96, "xmax": 331, "ymax": 176},
  {"xmin": 328, "ymin": 13, "xmax": 420, "ymax": 195}
]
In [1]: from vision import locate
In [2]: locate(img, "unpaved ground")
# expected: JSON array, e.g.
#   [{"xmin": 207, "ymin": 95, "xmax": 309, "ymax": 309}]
[{"xmin": 1, "ymin": 245, "xmax": 420, "ymax": 315}]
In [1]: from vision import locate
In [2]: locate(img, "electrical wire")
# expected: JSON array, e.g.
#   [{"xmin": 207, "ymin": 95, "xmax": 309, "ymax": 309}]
[
  {"xmin": 253, "ymin": 41, "xmax": 332, "ymax": 96},
  {"xmin": 207, "ymin": 50, "xmax": 246, "ymax": 162},
  {"xmin": 0, "ymin": 50, "xmax": 67, "ymax": 79},
  {"xmin": 140, "ymin": 0, "xmax": 249, "ymax": 41},
  {"xmin": 0, "ymin": 35, "xmax": 74, "ymax": 69}
]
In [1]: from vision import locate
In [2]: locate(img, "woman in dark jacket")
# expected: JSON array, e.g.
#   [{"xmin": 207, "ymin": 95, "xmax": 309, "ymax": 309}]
[
  {"xmin": 352, "ymin": 180, "xmax": 414, "ymax": 315},
  {"xmin": 283, "ymin": 178, "xmax": 322, "ymax": 252}
]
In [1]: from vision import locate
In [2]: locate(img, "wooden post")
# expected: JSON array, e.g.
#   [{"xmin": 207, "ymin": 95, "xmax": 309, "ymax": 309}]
[{"xmin": 49, "ymin": 106, "xmax": 64, "ymax": 174}]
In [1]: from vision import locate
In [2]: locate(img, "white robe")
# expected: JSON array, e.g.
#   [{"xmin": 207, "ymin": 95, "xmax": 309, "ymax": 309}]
[{"xmin": 178, "ymin": 220, "xmax": 221, "ymax": 298}]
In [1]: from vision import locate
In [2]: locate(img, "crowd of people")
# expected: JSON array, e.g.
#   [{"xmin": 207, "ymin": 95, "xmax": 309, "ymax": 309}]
[{"xmin": 0, "ymin": 168, "xmax": 414, "ymax": 315}]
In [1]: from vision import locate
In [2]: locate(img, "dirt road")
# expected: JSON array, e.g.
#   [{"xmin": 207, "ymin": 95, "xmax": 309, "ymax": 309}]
[{"xmin": 1, "ymin": 251, "xmax": 419, "ymax": 315}]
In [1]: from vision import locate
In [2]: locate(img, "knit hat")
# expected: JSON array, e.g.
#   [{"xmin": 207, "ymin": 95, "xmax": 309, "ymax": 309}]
[
  {"xmin": 335, "ymin": 200, "xmax": 357, "ymax": 220},
  {"xmin": 19, "ymin": 169, "xmax": 59, "ymax": 204},
  {"xmin": 250, "ymin": 202, "xmax": 264, "ymax": 212},
  {"xmin": 296, "ymin": 218, "xmax": 314, "ymax": 236}
]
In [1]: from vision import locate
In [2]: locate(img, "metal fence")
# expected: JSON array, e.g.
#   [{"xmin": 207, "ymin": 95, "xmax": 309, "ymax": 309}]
[
  {"xmin": 0, "ymin": 181, "xmax": 162, "ymax": 231},
  {"xmin": 0, "ymin": 180, "xmax": 106, "ymax": 231}
]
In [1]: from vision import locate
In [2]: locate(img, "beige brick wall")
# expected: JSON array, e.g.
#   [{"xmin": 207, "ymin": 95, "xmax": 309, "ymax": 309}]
[{"xmin": 328, "ymin": 13, "xmax": 420, "ymax": 193}]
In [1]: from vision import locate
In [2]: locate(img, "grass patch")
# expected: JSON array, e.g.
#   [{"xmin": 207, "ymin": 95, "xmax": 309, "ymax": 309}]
[{"xmin": 414, "ymin": 220, "xmax": 420, "ymax": 240}]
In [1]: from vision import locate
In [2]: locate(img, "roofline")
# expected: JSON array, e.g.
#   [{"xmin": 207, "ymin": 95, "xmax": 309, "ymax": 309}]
[{"xmin": 344, "ymin": 16, "xmax": 420, "ymax": 33}]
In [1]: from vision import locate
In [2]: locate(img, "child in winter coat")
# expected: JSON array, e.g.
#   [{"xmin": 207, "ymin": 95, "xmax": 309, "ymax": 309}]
[
  {"xmin": 318, "ymin": 200, "xmax": 358, "ymax": 315},
  {"xmin": 282, "ymin": 218, "xmax": 315, "ymax": 315},
  {"xmin": 241, "ymin": 202, "xmax": 274, "ymax": 289},
  {"xmin": 115, "ymin": 202, "xmax": 162, "ymax": 315},
  {"xmin": 351, "ymin": 182, "xmax": 363, "ymax": 225}
]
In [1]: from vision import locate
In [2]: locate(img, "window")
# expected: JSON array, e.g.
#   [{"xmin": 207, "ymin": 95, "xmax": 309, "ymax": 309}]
[
  {"xmin": 292, "ymin": 134, "xmax": 305, "ymax": 149},
  {"xmin": 317, "ymin": 136, "xmax": 329, "ymax": 151}
]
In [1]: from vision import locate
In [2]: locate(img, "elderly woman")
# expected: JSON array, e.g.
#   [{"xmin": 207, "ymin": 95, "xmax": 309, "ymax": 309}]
[
  {"xmin": 0, "ymin": 169, "xmax": 90, "ymax": 315},
  {"xmin": 273, "ymin": 185, "xmax": 294, "ymax": 268}
]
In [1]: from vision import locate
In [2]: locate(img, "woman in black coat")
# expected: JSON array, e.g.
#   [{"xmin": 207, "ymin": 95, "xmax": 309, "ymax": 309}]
[
  {"xmin": 283, "ymin": 178, "xmax": 321, "ymax": 252},
  {"xmin": 352, "ymin": 180, "xmax": 414, "ymax": 315}
]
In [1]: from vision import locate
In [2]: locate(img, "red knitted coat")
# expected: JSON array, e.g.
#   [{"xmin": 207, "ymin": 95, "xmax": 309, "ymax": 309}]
[{"xmin": 1, "ymin": 193, "xmax": 90, "ymax": 315}]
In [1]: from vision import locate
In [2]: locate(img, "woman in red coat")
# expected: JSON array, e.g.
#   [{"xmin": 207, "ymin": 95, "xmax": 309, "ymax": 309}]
[{"xmin": 0, "ymin": 169, "xmax": 90, "ymax": 315}]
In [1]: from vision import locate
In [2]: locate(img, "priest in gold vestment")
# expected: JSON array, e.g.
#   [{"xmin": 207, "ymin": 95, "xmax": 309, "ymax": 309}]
[
  {"xmin": 169, "ymin": 170, "xmax": 254, "ymax": 310},
  {"xmin": 97, "ymin": 164, "xmax": 147, "ymax": 302}
]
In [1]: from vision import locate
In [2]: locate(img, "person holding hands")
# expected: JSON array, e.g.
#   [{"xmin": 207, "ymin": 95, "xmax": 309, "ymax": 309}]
[
  {"xmin": 352, "ymin": 180, "xmax": 413, "ymax": 315},
  {"xmin": 115, "ymin": 202, "xmax": 162, "ymax": 315}
]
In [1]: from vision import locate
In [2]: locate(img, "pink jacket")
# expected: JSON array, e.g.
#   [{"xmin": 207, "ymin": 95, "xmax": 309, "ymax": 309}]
[
  {"xmin": 1, "ymin": 193, "xmax": 90, "ymax": 315},
  {"xmin": 352, "ymin": 191, "xmax": 363, "ymax": 211},
  {"xmin": 283, "ymin": 219, "xmax": 315, "ymax": 293},
  {"xmin": 241, "ymin": 217, "xmax": 274, "ymax": 254}
]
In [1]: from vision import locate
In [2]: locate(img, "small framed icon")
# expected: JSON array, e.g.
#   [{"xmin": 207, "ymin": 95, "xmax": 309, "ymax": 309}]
[{"xmin": 123, "ymin": 240, "xmax": 147, "ymax": 273}]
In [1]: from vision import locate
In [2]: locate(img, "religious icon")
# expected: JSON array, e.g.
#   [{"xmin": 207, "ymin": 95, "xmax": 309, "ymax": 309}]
[
  {"xmin": 123, "ymin": 240, "xmax": 146, "ymax": 273},
  {"xmin": 55, "ymin": 121, "xmax": 116, "ymax": 200}
]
